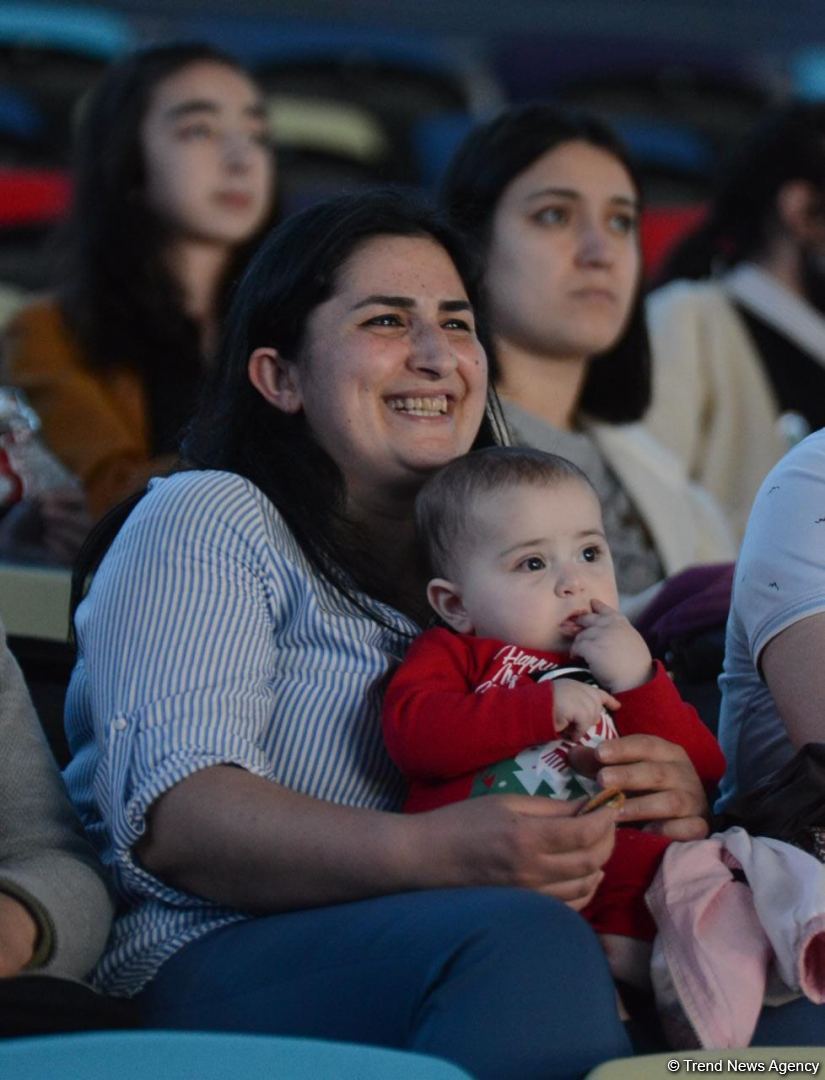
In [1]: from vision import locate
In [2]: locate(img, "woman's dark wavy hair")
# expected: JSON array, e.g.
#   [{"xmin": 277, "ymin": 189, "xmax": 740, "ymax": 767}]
[
  {"xmin": 656, "ymin": 101, "xmax": 825, "ymax": 285},
  {"xmin": 440, "ymin": 103, "xmax": 651, "ymax": 424},
  {"xmin": 57, "ymin": 42, "xmax": 276, "ymax": 376},
  {"xmin": 182, "ymin": 187, "xmax": 500, "ymax": 608}
]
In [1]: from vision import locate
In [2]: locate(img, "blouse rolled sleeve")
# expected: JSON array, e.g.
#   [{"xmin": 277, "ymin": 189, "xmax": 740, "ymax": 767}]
[{"xmin": 70, "ymin": 472, "xmax": 284, "ymax": 902}]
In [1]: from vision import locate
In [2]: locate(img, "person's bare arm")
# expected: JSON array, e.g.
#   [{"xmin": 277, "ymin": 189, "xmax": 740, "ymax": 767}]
[
  {"xmin": 0, "ymin": 892, "xmax": 38, "ymax": 976},
  {"xmin": 137, "ymin": 765, "xmax": 619, "ymax": 913},
  {"xmin": 759, "ymin": 611, "xmax": 825, "ymax": 749}
]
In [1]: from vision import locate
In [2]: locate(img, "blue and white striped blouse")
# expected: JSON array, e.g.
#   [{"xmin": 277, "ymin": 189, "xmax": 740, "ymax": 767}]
[{"xmin": 64, "ymin": 470, "xmax": 418, "ymax": 996}]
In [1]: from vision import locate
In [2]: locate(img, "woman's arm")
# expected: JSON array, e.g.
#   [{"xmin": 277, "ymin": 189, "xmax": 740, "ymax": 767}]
[
  {"xmin": 0, "ymin": 626, "xmax": 113, "ymax": 977},
  {"xmin": 0, "ymin": 892, "xmax": 38, "ymax": 977},
  {"xmin": 759, "ymin": 612, "xmax": 825, "ymax": 749},
  {"xmin": 137, "ymin": 764, "xmax": 619, "ymax": 913}
]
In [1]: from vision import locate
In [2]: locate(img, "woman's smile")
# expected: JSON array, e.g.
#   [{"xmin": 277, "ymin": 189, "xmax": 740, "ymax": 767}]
[{"xmin": 386, "ymin": 394, "xmax": 451, "ymax": 417}]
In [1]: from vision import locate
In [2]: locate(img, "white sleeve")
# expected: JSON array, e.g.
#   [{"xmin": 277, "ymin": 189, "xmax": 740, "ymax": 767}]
[{"xmin": 736, "ymin": 431, "xmax": 825, "ymax": 665}]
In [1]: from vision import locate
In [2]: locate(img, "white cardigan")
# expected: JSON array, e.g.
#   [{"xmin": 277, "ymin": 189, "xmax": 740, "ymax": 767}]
[
  {"xmin": 644, "ymin": 266, "xmax": 825, "ymax": 542},
  {"xmin": 587, "ymin": 420, "xmax": 735, "ymax": 577}
]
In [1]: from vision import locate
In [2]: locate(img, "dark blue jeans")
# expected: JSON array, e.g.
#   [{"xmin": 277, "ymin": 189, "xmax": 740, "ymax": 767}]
[
  {"xmin": 138, "ymin": 887, "xmax": 825, "ymax": 1078},
  {"xmin": 138, "ymin": 887, "xmax": 632, "ymax": 1079}
]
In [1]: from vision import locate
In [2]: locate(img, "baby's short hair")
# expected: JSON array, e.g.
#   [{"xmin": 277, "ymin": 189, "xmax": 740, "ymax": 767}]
[{"xmin": 416, "ymin": 446, "xmax": 595, "ymax": 579}]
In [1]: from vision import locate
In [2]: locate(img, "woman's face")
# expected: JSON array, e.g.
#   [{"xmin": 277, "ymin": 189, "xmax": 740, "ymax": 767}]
[
  {"xmin": 485, "ymin": 139, "xmax": 641, "ymax": 363},
  {"xmin": 141, "ymin": 60, "xmax": 274, "ymax": 248},
  {"xmin": 284, "ymin": 234, "xmax": 488, "ymax": 505}
]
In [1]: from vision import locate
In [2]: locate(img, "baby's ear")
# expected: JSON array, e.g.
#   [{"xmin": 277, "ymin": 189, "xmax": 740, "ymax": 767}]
[{"xmin": 426, "ymin": 578, "xmax": 473, "ymax": 634}]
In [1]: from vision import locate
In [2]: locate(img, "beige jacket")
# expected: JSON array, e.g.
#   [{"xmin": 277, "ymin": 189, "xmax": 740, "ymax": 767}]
[{"xmin": 644, "ymin": 274, "xmax": 792, "ymax": 543}]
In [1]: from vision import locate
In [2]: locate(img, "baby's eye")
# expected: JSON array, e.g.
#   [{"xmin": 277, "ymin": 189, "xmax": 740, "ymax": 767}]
[
  {"xmin": 581, "ymin": 546, "xmax": 602, "ymax": 563},
  {"xmin": 517, "ymin": 555, "xmax": 546, "ymax": 572}
]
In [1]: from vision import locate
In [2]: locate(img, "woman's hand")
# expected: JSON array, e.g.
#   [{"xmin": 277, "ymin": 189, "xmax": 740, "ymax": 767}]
[
  {"xmin": 567, "ymin": 733, "xmax": 710, "ymax": 841},
  {"xmin": 415, "ymin": 795, "xmax": 619, "ymax": 910},
  {"xmin": 0, "ymin": 892, "xmax": 38, "ymax": 977}
]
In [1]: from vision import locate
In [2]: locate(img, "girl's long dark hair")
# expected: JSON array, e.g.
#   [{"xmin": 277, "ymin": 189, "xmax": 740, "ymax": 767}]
[
  {"xmin": 656, "ymin": 101, "xmax": 825, "ymax": 285},
  {"xmin": 57, "ymin": 43, "xmax": 276, "ymax": 384},
  {"xmin": 440, "ymin": 103, "xmax": 651, "ymax": 424}
]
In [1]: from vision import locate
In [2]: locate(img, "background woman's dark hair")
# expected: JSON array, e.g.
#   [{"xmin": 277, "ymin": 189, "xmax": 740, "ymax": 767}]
[
  {"xmin": 656, "ymin": 101, "xmax": 825, "ymax": 285},
  {"xmin": 57, "ymin": 43, "xmax": 276, "ymax": 436},
  {"xmin": 440, "ymin": 102, "xmax": 651, "ymax": 424},
  {"xmin": 183, "ymin": 187, "xmax": 499, "ymax": 610}
]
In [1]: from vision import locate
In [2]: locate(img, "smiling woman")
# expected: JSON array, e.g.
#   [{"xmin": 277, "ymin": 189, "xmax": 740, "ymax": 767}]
[
  {"xmin": 3, "ymin": 44, "xmax": 277, "ymax": 520},
  {"xmin": 59, "ymin": 189, "xmax": 644, "ymax": 1078},
  {"xmin": 246, "ymin": 233, "xmax": 487, "ymax": 516}
]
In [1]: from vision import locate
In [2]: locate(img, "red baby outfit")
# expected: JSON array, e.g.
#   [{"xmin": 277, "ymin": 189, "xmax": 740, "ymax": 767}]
[{"xmin": 383, "ymin": 628, "xmax": 725, "ymax": 940}]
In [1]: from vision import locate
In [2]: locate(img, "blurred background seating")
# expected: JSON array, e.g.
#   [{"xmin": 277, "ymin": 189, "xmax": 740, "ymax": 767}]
[{"xmin": 0, "ymin": 0, "xmax": 819, "ymax": 291}]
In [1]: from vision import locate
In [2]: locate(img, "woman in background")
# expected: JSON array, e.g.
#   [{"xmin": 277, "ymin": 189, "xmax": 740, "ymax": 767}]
[
  {"xmin": 4, "ymin": 43, "xmax": 276, "ymax": 519},
  {"xmin": 441, "ymin": 104, "xmax": 733, "ymax": 616},
  {"xmin": 645, "ymin": 103, "xmax": 825, "ymax": 541}
]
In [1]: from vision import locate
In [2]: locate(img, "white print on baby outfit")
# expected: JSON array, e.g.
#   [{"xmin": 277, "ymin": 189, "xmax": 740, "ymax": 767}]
[
  {"xmin": 475, "ymin": 643, "xmax": 559, "ymax": 692},
  {"xmin": 469, "ymin": 651, "xmax": 619, "ymax": 801},
  {"xmin": 512, "ymin": 706, "xmax": 617, "ymax": 798}
]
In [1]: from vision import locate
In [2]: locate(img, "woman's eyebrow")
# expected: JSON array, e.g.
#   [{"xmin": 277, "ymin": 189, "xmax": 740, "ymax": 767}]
[
  {"xmin": 525, "ymin": 187, "xmax": 638, "ymax": 210},
  {"xmin": 351, "ymin": 294, "xmax": 414, "ymax": 311},
  {"xmin": 349, "ymin": 296, "xmax": 472, "ymax": 312},
  {"xmin": 525, "ymin": 186, "xmax": 578, "ymax": 202},
  {"xmin": 164, "ymin": 100, "xmax": 267, "ymax": 121}
]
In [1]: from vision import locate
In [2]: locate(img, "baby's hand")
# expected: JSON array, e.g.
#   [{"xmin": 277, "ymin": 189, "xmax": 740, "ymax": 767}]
[
  {"xmin": 553, "ymin": 677, "xmax": 621, "ymax": 741},
  {"xmin": 569, "ymin": 599, "xmax": 653, "ymax": 692}
]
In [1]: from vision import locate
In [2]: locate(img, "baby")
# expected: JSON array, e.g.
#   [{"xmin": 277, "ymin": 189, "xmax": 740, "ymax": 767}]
[{"xmin": 382, "ymin": 446, "xmax": 724, "ymax": 989}]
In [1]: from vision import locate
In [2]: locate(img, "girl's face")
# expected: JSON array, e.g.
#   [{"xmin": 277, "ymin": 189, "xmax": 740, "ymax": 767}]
[
  {"xmin": 484, "ymin": 139, "xmax": 641, "ymax": 363},
  {"xmin": 265, "ymin": 233, "xmax": 488, "ymax": 507},
  {"xmin": 141, "ymin": 60, "xmax": 275, "ymax": 248}
]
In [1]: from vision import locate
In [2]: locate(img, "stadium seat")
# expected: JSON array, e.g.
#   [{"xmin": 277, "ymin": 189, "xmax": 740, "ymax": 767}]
[{"xmin": 0, "ymin": 1030, "xmax": 473, "ymax": 1080}]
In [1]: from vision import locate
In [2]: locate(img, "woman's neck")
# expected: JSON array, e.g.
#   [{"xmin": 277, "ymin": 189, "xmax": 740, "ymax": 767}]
[
  {"xmin": 165, "ymin": 239, "xmax": 233, "ymax": 359},
  {"xmin": 494, "ymin": 338, "xmax": 589, "ymax": 432},
  {"xmin": 345, "ymin": 490, "xmax": 430, "ymax": 624}
]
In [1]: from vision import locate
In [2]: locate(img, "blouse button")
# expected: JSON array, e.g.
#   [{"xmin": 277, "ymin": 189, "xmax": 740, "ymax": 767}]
[{"xmin": 112, "ymin": 717, "xmax": 127, "ymax": 732}]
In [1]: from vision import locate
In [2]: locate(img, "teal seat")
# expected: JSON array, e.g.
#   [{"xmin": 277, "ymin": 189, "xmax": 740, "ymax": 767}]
[{"xmin": 0, "ymin": 1029, "xmax": 473, "ymax": 1079}]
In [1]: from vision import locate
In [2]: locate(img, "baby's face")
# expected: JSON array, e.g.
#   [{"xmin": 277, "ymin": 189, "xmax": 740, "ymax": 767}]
[{"xmin": 449, "ymin": 479, "xmax": 619, "ymax": 652}]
